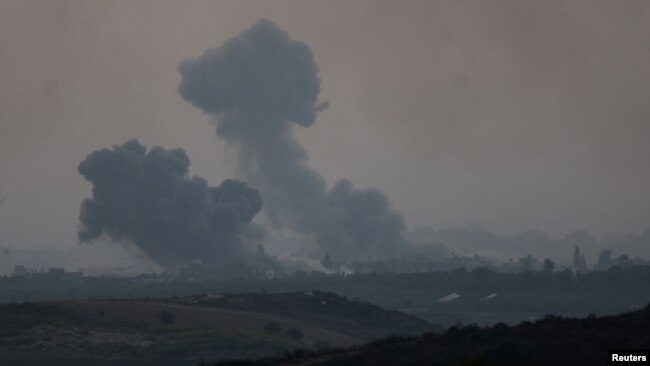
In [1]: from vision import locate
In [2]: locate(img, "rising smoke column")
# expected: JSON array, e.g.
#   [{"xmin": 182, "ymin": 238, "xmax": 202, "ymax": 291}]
[
  {"xmin": 178, "ymin": 19, "xmax": 409, "ymax": 260},
  {"xmin": 77, "ymin": 139, "xmax": 264, "ymax": 268}
]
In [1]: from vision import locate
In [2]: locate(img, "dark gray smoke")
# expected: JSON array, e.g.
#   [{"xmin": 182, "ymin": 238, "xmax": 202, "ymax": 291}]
[
  {"xmin": 77, "ymin": 139, "xmax": 265, "ymax": 268},
  {"xmin": 178, "ymin": 19, "xmax": 409, "ymax": 260}
]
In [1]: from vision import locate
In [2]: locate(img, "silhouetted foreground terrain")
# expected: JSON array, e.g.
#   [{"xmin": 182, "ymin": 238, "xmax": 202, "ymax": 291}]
[
  {"xmin": 216, "ymin": 304, "xmax": 650, "ymax": 366},
  {"xmin": 0, "ymin": 292, "xmax": 433, "ymax": 365}
]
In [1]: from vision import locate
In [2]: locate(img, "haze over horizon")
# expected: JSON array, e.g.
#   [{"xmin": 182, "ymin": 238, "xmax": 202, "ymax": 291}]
[{"xmin": 1, "ymin": 1, "xmax": 650, "ymax": 253}]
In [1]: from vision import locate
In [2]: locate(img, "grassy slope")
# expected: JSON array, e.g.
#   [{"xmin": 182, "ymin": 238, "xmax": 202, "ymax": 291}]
[{"xmin": 0, "ymin": 292, "xmax": 435, "ymax": 365}]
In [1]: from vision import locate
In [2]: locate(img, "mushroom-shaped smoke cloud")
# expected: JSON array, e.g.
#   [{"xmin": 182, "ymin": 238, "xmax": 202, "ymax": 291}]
[
  {"xmin": 179, "ymin": 19, "xmax": 328, "ymax": 135},
  {"xmin": 178, "ymin": 19, "xmax": 410, "ymax": 261}
]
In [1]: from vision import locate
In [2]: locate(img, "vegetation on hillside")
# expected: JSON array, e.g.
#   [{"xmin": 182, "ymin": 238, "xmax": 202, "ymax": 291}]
[
  {"xmin": 0, "ymin": 292, "xmax": 433, "ymax": 365},
  {"xmin": 214, "ymin": 303, "xmax": 650, "ymax": 366}
]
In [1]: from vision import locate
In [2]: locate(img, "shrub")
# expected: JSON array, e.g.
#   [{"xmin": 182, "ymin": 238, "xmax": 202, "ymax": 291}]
[
  {"xmin": 286, "ymin": 327, "xmax": 304, "ymax": 341},
  {"xmin": 312, "ymin": 339, "xmax": 331, "ymax": 350},
  {"xmin": 263, "ymin": 321, "xmax": 283, "ymax": 333},
  {"xmin": 159, "ymin": 309, "xmax": 176, "ymax": 325}
]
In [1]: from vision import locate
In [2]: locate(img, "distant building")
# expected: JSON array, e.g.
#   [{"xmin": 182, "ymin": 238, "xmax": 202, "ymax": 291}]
[
  {"xmin": 10, "ymin": 265, "xmax": 83, "ymax": 280},
  {"xmin": 178, "ymin": 261, "xmax": 276, "ymax": 281},
  {"xmin": 11, "ymin": 265, "xmax": 29, "ymax": 277},
  {"xmin": 48, "ymin": 268, "xmax": 65, "ymax": 276}
]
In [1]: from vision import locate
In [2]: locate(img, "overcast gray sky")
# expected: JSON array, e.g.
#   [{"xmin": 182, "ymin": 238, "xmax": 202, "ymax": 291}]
[{"xmin": 1, "ymin": 0, "xmax": 649, "ymax": 250}]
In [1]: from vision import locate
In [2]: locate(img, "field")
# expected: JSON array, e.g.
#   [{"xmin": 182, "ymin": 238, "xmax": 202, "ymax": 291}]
[{"xmin": 0, "ymin": 291, "xmax": 434, "ymax": 365}]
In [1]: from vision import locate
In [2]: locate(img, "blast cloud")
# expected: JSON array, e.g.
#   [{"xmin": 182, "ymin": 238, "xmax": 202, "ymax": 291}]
[
  {"xmin": 77, "ymin": 139, "xmax": 265, "ymax": 268},
  {"xmin": 178, "ymin": 19, "xmax": 410, "ymax": 260}
]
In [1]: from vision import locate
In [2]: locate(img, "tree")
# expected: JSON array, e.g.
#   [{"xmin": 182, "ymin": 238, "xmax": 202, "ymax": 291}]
[
  {"xmin": 597, "ymin": 249, "xmax": 612, "ymax": 267},
  {"xmin": 520, "ymin": 255, "xmax": 535, "ymax": 271},
  {"xmin": 573, "ymin": 246, "xmax": 587, "ymax": 272},
  {"xmin": 615, "ymin": 254, "xmax": 630, "ymax": 267},
  {"xmin": 573, "ymin": 246, "xmax": 581, "ymax": 269},
  {"xmin": 542, "ymin": 258, "xmax": 555, "ymax": 273},
  {"xmin": 322, "ymin": 252, "xmax": 332, "ymax": 269}
]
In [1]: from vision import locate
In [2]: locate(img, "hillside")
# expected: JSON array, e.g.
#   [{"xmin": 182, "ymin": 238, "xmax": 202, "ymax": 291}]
[
  {"xmin": 170, "ymin": 291, "xmax": 436, "ymax": 339},
  {"xmin": 218, "ymin": 304, "xmax": 650, "ymax": 366},
  {"xmin": 0, "ymin": 291, "xmax": 435, "ymax": 365}
]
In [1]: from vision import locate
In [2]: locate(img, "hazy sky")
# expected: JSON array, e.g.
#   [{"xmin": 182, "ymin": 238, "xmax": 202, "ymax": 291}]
[{"xmin": 1, "ymin": 0, "xmax": 649, "ymax": 250}]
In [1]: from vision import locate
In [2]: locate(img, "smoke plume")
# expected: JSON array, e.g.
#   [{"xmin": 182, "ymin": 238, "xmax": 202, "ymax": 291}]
[
  {"xmin": 178, "ymin": 19, "xmax": 409, "ymax": 260},
  {"xmin": 77, "ymin": 139, "xmax": 265, "ymax": 268}
]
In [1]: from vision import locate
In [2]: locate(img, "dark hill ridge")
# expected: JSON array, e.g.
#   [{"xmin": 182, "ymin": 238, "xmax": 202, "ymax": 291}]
[{"xmin": 216, "ymin": 304, "xmax": 650, "ymax": 366}]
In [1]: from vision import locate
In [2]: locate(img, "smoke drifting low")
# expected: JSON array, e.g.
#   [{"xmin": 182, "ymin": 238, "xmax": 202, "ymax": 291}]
[
  {"xmin": 77, "ymin": 139, "xmax": 265, "ymax": 268},
  {"xmin": 179, "ymin": 19, "xmax": 410, "ymax": 260}
]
